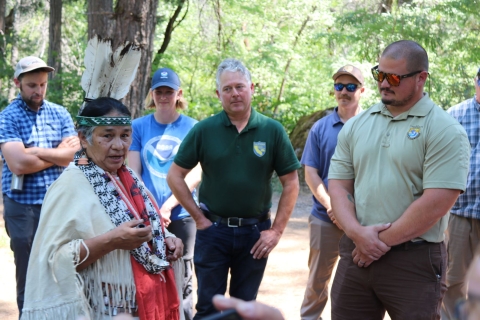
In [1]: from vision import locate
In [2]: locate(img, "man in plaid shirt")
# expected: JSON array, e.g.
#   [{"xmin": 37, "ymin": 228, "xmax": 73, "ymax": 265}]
[
  {"xmin": 0, "ymin": 56, "xmax": 79, "ymax": 315},
  {"xmin": 442, "ymin": 68, "xmax": 480, "ymax": 319}
]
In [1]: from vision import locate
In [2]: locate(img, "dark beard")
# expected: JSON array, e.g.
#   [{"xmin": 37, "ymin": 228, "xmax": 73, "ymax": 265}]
[
  {"xmin": 19, "ymin": 83, "xmax": 44, "ymax": 109},
  {"xmin": 381, "ymin": 90, "xmax": 414, "ymax": 107},
  {"xmin": 22, "ymin": 96, "xmax": 44, "ymax": 109}
]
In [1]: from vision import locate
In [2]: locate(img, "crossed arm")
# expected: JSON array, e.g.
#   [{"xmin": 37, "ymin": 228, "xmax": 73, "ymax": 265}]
[
  {"xmin": 329, "ymin": 179, "xmax": 460, "ymax": 267},
  {"xmin": 1, "ymin": 136, "xmax": 80, "ymax": 175}
]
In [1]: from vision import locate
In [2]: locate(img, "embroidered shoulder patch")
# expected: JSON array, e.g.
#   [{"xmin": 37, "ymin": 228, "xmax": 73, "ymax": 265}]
[
  {"xmin": 407, "ymin": 126, "xmax": 421, "ymax": 140},
  {"xmin": 253, "ymin": 141, "xmax": 266, "ymax": 157}
]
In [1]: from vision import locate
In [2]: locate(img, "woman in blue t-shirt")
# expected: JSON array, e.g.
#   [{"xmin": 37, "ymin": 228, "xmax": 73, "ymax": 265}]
[{"xmin": 128, "ymin": 67, "xmax": 201, "ymax": 320}]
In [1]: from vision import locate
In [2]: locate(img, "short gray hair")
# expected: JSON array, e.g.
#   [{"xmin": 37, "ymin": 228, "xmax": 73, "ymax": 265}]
[{"xmin": 216, "ymin": 58, "xmax": 252, "ymax": 90}]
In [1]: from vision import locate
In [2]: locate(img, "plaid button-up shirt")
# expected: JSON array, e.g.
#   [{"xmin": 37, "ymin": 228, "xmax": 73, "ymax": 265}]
[
  {"xmin": 447, "ymin": 95, "xmax": 480, "ymax": 219},
  {"xmin": 0, "ymin": 95, "xmax": 76, "ymax": 204}
]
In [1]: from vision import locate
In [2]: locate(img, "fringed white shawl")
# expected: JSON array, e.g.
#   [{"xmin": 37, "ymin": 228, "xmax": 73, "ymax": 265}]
[{"xmin": 20, "ymin": 164, "xmax": 176, "ymax": 320}]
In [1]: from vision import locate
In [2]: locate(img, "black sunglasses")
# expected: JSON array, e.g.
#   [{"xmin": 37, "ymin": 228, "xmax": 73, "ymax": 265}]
[
  {"xmin": 371, "ymin": 65, "xmax": 423, "ymax": 86},
  {"xmin": 334, "ymin": 83, "xmax": 359, "ymax": 92}
]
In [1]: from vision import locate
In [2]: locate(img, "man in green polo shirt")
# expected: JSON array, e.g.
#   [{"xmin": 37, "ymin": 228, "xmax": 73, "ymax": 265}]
[
  {"xmin": 167, "ymin": 58, "xmax": 300, "ymax": 319},
  {"xmin": 328, "ymin": 40, "xmax": 470, "ymax": 319}
]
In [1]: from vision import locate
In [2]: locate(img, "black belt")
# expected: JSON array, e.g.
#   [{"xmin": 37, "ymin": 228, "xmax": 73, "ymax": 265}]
[
  {"xmin": 202, "ymin": 209, "xmax": 270, "ymax": 227},
  {"xmin": 390, "ymin": 240, "xmax": 433, "ymax": 250}
]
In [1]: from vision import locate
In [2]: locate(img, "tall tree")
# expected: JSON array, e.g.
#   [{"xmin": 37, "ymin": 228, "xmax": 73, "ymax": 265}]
[
  {"xmin": 48, "ymin": 0, "xmax": 62, "ymax": 103},
  {"xmin": 87, "ymin": 0, "xmax": 113, "ymax": 39},
  {"xmin": 7, "ymin": 2, "xmax": 19, "ymax": 101},
  {"xmin": 87, "ymin": 0, "xmax": 158, "ymax": 118},
  {"xmin": 0, "ymin": 0, "xmax": 7, "ymax": 98}
]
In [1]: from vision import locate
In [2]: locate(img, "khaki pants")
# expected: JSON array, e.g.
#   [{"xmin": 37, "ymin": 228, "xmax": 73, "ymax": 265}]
[
  {"xmin": 441, "ymin": 214, "xmax": 480, "ymax": 320},
  {"xmin": 300, "ymin": 215, "xmax": 344, "ymax": 320}
]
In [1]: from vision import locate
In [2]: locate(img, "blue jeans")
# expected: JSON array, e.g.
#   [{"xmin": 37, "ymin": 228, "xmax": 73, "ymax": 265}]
[{"xmin": 193, "ymin": 219, "xmax": 271, "ymax": 319}]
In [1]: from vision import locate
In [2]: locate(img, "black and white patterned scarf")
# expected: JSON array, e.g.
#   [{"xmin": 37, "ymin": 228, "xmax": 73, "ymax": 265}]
[{"xmin": 74, "ymin": 151, "xmax": 169, "ymax": 274}]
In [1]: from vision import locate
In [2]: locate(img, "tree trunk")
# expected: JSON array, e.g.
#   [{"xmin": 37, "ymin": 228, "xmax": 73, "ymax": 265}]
[
  {"xmin": 88, "ymin": 0, "xmax": 113, "ymax": 40},
  {"xmin": 112, "ymin": 0, "xmax": 158, "ymax": 119},
  {"xmin": 0, "ymin": 0, "xmax": 5, "ymax": 37},
  {"xmin": 7, "ymin": 3, "xmax": 19, "ymax": 101},
  {"xmin": 48, "ymin": 0, "xmax": 62, "ymax": 103},
  {"xmin": 0, "ymin": 0, "xmax": 6, "ymax": 93},
  {"xmin": 87, "ymin": 0, "xmax": 158, "ymax": 119}
]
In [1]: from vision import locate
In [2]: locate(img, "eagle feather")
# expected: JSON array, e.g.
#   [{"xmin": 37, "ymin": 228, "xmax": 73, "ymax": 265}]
[{"xmin": 80, "ymin": 35, "xmax": 141, "ymax": 112}]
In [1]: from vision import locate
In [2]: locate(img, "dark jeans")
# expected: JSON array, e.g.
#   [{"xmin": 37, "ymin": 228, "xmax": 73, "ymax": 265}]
[
  {"xmin": 193, "ymin": 219, "xmax": 271, "ymax": 319},
  {"xmin": 331, "ymin": 235, "xmax": 447, "ymax": 320},
  {"xmin": 3, "ymin": 195, "xmax": 42, "ymax": 315},
  {"xmin": 168, "ymin": 217, "xmax": 196, "ymax": 320}
]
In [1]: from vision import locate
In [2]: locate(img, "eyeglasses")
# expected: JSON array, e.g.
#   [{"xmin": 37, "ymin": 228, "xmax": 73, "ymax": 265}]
[
  {"xmin": 334, "ymin": 83, "xmax": 359, "ymax": 92},
  {"xmin": 371, "ymin": 65, "xmax": 423, "ymax": 86}
]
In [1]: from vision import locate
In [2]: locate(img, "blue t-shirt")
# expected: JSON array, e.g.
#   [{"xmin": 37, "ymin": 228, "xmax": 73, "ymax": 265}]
[
  {"xmin": 130, "ymin": 113, "xmax": 198, "ymax": 221},
  {"xmin": 301, "ymin": 108, "xmax": 344, "ymax": 222}
]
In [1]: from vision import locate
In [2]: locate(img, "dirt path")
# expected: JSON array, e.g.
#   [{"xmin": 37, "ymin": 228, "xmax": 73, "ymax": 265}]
[
  {"xmin": 0, "ymin": 188, "xmax": 390, "ymax": 320},
  {"xmin": 0, "ymin": 189, "xmax": 313, "ymax": 320}
]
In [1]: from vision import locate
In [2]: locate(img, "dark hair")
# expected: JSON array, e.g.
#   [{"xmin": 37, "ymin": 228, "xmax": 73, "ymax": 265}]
[
  {"xmin": 79, "ymin": 97, "xmax": 131, "ymax": 117},
  {"xmin": 77, "ymin": 97, "xmax": 131, "ymax": 144},
  {"xmin": 381, "ymin": 40, "xmax": 429, "ymax": 73}
]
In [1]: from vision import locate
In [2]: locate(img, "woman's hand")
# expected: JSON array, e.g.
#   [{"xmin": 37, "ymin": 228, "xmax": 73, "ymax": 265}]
[
  {"xmin": 78, "ymin": 219, "xmax": 152, "ymax": 271},
  {"xmin": 165, "ymin": 237, "xmax": 184, "ymax": 261},
  {"xmin": 159, "ymin": 204, "xmax": 172, "ymax": 228},
  {"xmin": 109, "ymin": 220, "xmax": 153, "ymax": 250}
]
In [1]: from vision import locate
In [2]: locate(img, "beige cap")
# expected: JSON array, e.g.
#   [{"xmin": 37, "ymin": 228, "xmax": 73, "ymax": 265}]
[
  {"xmin": 332, "ymin": 65, "xmax": 364, "ymax": 85},
  {"xmin": 14, "ymin": 56, "xmax": 54, "ymax": 79}
]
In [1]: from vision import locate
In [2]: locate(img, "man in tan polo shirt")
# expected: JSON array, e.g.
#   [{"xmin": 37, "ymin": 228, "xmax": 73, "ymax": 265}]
[{"xmin": 328, "ymin": 40, "xmax": 470, "ymax": 319}]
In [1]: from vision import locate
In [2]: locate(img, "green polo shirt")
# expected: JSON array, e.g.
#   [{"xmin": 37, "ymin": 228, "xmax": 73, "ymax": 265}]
[
  {"xmin": 329, "ymin": 94, "xmax": 470, "ymax": 242},
  {"xmin": 174, "ymin": 108, "xmax": 301, "ymax": 218}
]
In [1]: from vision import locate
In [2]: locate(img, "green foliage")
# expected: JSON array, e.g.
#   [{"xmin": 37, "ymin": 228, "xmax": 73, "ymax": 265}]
[{"xmin": 1, "ymin": 0, "xmax": 479, "ymax": 126}]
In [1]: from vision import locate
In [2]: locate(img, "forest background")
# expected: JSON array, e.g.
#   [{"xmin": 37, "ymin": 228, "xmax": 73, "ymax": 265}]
[{"xmin": 0, "ymin": 0, "xmax": 478, "ymax": 134}]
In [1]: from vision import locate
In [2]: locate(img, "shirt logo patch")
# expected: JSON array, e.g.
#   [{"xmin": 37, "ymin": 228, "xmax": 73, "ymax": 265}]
[
  {"xmin": 253, "ymin": 141, "xmax": 266, "ymax": 157},
  {"xmin": 407, "ymin": 126, "xmax": 421, "ymax": 140}
]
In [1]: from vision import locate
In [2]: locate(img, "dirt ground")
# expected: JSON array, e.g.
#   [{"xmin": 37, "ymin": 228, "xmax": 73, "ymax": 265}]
[{"xmin": 0, "ymin": 187, "xmax": 391, "ymax": 320}]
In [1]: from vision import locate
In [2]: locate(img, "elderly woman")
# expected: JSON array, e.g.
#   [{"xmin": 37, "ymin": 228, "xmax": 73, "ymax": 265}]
[{"xmin": 21, "ymin": 97, "xmax": 183, "ymax": 320}]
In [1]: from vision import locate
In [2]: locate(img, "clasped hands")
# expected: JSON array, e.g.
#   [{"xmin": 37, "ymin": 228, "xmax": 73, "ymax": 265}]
[{"xmin": 351, "ymin": 223, "xmax": 391, "ymax": 268}]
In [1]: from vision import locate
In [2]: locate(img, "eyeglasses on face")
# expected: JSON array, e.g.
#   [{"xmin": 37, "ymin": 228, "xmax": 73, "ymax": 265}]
[
  {"xmin": 371, "ymin": 65, "xmax": 423, "ymax": 86},
  {"xmin": 334, "ymin": 83, "xmax": 359, "ymax": 92}
]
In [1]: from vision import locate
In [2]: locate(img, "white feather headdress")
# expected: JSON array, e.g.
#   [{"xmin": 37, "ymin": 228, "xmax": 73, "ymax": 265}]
[{"xmin": 79, "ymin": 35, "xmax": 141, "ymax": 113}]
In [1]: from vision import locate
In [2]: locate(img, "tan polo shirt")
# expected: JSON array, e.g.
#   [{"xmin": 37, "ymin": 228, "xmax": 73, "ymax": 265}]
[{"xmin": 329, "ymin": 93, "xmax": 470, "ymax": 242}]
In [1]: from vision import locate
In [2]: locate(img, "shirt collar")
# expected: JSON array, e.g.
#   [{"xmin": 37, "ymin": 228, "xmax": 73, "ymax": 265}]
[
  {"xmin": 331, "ymin": 107, "xmax": 343, "ymax": 125},
  {"xmin": 370, "ymin": 93, "xmax": 434, "ymax": 119},
  {"xmin": 220, "ymin": 107, "xmax": 258, "ymax": 130}
]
